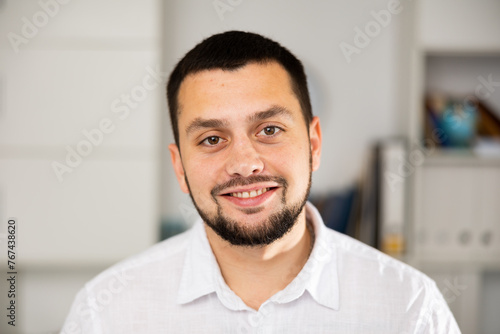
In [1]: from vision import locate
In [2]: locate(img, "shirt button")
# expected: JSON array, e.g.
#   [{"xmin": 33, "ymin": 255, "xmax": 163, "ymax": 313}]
[{"xmin": 248, "ymin": 312, "xmax": 264, "ymax": 328}]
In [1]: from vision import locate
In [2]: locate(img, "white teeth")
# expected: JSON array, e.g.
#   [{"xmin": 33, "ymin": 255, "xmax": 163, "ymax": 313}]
[{"xmin": 230, "ymin": 188, "xmax": 269, "ymax": 198}]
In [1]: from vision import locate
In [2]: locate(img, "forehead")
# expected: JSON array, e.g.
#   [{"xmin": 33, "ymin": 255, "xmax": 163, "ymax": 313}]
[{"xmin": 177, "ymin": 61, "xmax": 301, "ymax": 125}]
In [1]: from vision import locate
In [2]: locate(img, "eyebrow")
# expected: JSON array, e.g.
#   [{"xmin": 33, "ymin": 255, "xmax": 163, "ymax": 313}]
[
  {"xmin": 185, "ymin": 118, "xmax": 229, "ymax": 137},
  {"xmin": 246, "ymin": 105, "xmax": 294, "ymax": 123},
  {"xmin": 184, "ymin": 105, "xmax": 294, "ymax": 137}
]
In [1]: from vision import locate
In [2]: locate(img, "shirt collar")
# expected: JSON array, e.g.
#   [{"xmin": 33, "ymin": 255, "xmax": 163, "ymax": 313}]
[
  {"xmin": 176, "ymin": 201, "xmax": 339, "ymax": 311},
  {"xmin": 301, "ymin": 202, "xmax": 339, "ymax": 310},
  {"xmin": 176, "ymin": 219, "xmax": 249, "ymax": 310}
]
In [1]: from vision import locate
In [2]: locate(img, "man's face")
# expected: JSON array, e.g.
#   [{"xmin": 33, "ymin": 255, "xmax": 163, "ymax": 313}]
[{"xmin": 169, "ymin": 61, "xmax": 321, "ymax": 246}]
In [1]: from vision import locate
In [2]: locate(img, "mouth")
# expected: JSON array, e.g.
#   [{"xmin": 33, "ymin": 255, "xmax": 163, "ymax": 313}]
[
  {"xmin": 223, "ymin": 187, "xmax": 277, "ymax": 198},
  {"xmin": 218, "ymin": 186, "xmax": 280, "ymax": 208}
]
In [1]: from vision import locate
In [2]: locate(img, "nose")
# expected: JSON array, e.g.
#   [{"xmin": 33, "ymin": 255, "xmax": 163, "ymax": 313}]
[{"xmin": 225, "ymin": 137, "xmax": 264, "ymax": 177}]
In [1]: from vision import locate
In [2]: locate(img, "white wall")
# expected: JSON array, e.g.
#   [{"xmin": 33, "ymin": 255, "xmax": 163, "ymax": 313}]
[{"xmin": 0, "ymin": 0, "xmax": 162, "ymax": 332}]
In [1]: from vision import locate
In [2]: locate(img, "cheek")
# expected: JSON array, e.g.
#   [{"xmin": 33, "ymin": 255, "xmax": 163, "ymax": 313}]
[
  {"xmin": 183, "ymin": 155, "xmax": 222, "ymax": 193},
  {"xmin": 263, "ymin": 143, "xmax": 311, "ymax": 180}
]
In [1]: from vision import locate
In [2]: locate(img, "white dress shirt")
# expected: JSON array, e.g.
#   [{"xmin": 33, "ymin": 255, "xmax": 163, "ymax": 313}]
[{"xmin": 61, "ymin": 202, "xmax": 460, "ymax": 333}]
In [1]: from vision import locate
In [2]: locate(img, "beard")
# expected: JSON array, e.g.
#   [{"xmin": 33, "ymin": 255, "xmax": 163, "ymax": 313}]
[{"xmin": 184, "ymin": 165, "xmax": 312, "ymax": 247}]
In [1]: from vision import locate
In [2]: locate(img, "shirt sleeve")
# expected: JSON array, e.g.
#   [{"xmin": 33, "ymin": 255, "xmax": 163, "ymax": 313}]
[
  {"xmin": 416, "ymin": 281, "xmax": 462, "ymax": 334},
  {"xmin": 60, "ymin": 286, "xmax": 102, "ymax": 334}
]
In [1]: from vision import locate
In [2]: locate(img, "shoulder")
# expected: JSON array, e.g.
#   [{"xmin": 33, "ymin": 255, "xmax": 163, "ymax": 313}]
[
  {"xmin": 326, "ymin": 227, "xmax": 430, "ymax": 284},
  {"xmin": 85, "ymin": 226, "xmax": 193, "ymax": 291},
  {"xmin": 325, "ymin": 228, "xmax": 434, "ymax": 305},
  {"xmin": 324, "ymin": 228, "xmax": 461, "ymax": 332},
  {"xmin": 327, "ymin": 229, "xmax": 460, "ymax": 333},
  {"xmin": 61, "ymin": 227, "xmax": 196, "ymax": 333}
]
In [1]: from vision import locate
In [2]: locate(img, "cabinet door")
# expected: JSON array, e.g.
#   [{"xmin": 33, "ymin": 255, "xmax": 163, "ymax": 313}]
[
  {"xmin": 414, "ymin": 163, "xmax": 500, "ymax": 263},
  {"xmin": 477, "ymin": 168, "xmax": 500, "ymax": 261}
]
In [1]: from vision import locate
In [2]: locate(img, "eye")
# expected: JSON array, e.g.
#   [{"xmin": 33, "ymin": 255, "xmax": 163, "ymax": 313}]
[
  {"xmin": 259, "ymin": 126, "xmax": 282, "ymax": 136},
  {"xmin": 201, "ymin": 136, "xmax": 223, "ymax": 146}
]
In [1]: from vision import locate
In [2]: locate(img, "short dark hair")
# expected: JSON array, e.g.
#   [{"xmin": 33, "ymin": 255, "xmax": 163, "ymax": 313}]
[{"xmin": 166, "ymin": 30, "xmax": 313, "ymax": 146}]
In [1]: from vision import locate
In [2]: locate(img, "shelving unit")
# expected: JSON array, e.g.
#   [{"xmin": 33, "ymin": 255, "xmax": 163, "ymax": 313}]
[{"xmin": 406, "ymin": 1, "xmax": 500, "ymax": 333}]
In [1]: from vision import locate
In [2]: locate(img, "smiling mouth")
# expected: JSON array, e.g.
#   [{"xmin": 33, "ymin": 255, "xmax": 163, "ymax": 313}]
[{"xmin": 222, "ymin": 187, "xmax": 278, "ymax": 199}]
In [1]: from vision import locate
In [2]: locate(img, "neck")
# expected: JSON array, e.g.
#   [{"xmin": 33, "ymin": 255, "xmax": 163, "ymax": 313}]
[{"xmin": 205, "ymin": 209, "xmax": 313, "ymax": 310}]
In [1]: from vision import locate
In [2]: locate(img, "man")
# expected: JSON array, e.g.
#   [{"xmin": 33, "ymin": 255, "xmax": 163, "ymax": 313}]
[{"xmin": 62, "ymin": 31, "xmax": 460, "ymax": 333}]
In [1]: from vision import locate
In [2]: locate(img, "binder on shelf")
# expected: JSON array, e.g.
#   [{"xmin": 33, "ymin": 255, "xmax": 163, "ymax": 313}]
[
  {"xmin": 347, "ymin": 138, "xmax": 406, "ymax": 257},
  {"xmin": 378, "ymin": 139, "xmax": 406, "ymax": 257},
  {"xmin": 355, "ymin": 139, "xmax": 407, "ymax": 257}
]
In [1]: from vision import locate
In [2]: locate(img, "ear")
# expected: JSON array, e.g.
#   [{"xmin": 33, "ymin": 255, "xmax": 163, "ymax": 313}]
[
  {"xmin": 309, "ymin": 116, "xmax": 322, "ymax": 171},
  {"xmin": 168, "ymin": 143, "xmax": 189, "ymax": 194}
]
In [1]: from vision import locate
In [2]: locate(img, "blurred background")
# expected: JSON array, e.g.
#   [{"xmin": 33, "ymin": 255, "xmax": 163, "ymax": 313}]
[{"xmin": 0, "ymin": 0, "xmax": 499, "ymax": 333}]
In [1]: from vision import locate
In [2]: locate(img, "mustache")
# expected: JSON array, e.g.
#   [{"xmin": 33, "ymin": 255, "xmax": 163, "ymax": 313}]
[{"xmin": 211, "ymin": 175, "xmax": 288, "ymax": 197}]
